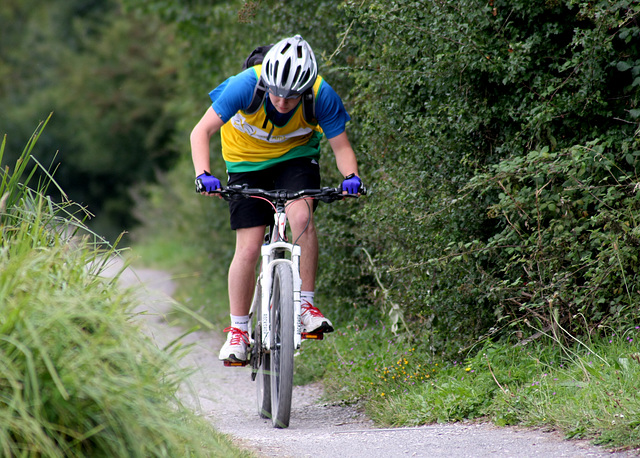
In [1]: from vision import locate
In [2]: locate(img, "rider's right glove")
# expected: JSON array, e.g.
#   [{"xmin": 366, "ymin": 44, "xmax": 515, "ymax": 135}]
[
  {"xmin": 195, "ymin": 171, "xmax": 221, "ymax": 193},
  {"xmin": 341, "ymin": 173, "xmax": 363, "ymax": 194}
]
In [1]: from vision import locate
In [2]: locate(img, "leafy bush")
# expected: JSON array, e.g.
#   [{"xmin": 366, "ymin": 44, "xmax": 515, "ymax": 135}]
[
  {"xmin": 334, "ymin": 0, "xmax": 640, "ymax": 353},
  {"xmin": 465, "ymin": 139, "xmax": 640, "ymax": 336}
]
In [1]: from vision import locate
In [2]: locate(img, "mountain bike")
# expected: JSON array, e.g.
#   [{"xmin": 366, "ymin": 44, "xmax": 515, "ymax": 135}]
[{"xmin": 212, "ymin": 184, "xmax": 364, "ymax": 428}]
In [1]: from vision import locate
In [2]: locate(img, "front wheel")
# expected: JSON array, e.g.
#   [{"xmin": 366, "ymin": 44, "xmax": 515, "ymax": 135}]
[
  {"xmin": 256, "ymin": 353, "xmax": 271, "ymax": 419},
  {"xmin": 269, "ymin": 263, "xmax": 294, "ymax": 428}
]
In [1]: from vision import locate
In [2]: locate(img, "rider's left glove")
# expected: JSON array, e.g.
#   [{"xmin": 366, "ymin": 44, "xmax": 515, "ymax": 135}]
[
  {"xmin": 195, "ymin": 171, "xmax": 221, "ymax": 193},
  {"xmin": 341, "ymin": 173, "xmax": 362, "ymax": 194}
]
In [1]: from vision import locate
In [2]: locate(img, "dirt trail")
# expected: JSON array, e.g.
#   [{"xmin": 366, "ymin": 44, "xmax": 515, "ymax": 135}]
[{"xmin": 106, "ymin": 259, "xmax": 637, "ymax": 457}]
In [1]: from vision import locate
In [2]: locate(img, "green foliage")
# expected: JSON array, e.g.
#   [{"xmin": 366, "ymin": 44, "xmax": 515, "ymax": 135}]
[
  {"xmin": 464, "ymin": 139, "xmax": 640, "ymax": 335},
  {"xmin": 330, "ymin": 0, "xmax": 640, "ymax": 354},
  {"xmin": 1, "ymin": 116, "xmax": 95, "ymax": 244},
  {"xmin": 123, "ymin": 0, "xmax": 278, "ymax": 101},
  {"xmin": 0, "ymin": 0, "xmax": 183, "ymax": 240},
  {"xmin": 0, "ymin": 127, "xmax": 249, "ymax": 456}
]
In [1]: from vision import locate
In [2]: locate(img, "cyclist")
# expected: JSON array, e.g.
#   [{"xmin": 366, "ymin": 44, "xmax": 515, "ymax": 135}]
[{"xmin": 190, "ymin": 35, "xmax": 363, "ymax": 363}]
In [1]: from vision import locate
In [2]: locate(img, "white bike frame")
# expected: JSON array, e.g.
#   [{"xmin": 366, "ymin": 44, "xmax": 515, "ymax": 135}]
[{"xmin": 256, "ymin": 210, "xmax": 303, "ymax": 352}]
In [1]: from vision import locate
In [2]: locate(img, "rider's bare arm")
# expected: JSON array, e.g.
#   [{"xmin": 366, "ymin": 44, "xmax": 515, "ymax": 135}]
[
  {"xmin": 327, "ymin": 131, "xmax": 359, "ymax": 178},
  {"xmin": 190, "ymin": 107, "xmax": 226, "ymax": 176}
]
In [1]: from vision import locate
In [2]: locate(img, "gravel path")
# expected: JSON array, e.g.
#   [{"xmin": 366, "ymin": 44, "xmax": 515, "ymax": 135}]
[{"xmin": 106, "ymin": 260, "xmax": 638, "ymax": 457}]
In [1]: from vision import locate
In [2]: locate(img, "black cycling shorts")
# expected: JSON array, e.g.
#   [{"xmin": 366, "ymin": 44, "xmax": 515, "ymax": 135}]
[{"xmin": 227, "ymin": 157, "xmax": 321, "ymax": 230}]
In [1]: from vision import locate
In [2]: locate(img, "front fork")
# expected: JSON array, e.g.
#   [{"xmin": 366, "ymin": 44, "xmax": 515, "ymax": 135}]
[{"xmin": 260, "ymin": 213, "xmax": 302, "ymax": 352}]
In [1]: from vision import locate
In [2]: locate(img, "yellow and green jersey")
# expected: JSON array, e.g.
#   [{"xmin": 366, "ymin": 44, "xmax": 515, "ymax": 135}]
[{"xmin": 209, "ymin": 64, "xmax": 350, "ymax": 173}]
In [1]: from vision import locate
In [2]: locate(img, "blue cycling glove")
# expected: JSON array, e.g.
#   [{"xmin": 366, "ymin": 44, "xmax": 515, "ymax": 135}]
[
  {"xmin": 195, "ymin": 171, "xmax": 221, "ymax": 193},
  {"xmin": 341, "ymin": 173, "xmax": 362, "ymax": 194}
]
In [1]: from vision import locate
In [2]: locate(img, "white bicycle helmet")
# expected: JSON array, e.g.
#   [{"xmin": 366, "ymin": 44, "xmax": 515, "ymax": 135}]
[{"xmin": 262, "ymin": 35, "xmax": 317, "ymax": 98}]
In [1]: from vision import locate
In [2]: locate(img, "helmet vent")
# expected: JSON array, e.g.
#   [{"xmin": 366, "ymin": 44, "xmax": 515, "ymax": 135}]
[
  {"xmin": 300, "ymin": 69, "xmax": 310, "ymax": 85},
  {"xmin": 292, "ymin": 66, "xmax": 301, "ymax": 87},
  {"xmin": 281, "ymin": 60, "xmax": 291, "ymax": 86}
]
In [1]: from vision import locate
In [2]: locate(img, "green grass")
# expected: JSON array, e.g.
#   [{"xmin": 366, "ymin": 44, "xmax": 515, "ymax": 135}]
[
  {"xmin": 0, "ymin": 244, "xmax": 251, "ymax": 457},
  {"xmin": 0, "ymin": 124, "xmax": 252, "ymax": 457},
  {"xmin": 294, "ymin": 320, "xmax": 640, "ymax": 451}
]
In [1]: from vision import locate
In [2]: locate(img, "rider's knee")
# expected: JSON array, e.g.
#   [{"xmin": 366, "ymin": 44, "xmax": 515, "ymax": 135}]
[
  {"xmin": 234, "ymin": 241, "xmax": 261, "ymax": 263},
  {"xmin": 287, "ymin": 205, "xmax": 315, "ymax": 233}
]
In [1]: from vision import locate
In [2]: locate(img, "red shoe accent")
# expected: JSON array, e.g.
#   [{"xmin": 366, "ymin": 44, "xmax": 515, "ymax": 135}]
[
  {"xmin": 223, "ymin": 326, "xmax": 249, "ymax": 345},
  {"xmin": 301, "ymin": 301, "xmax": 325, "ymax": 318}
]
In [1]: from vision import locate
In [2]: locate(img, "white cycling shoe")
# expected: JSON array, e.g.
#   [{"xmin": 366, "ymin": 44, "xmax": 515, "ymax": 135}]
[
  {"xmin": 218, "ymin": 327, "xmax": 250, "ymax": 362},
  {"xmin": 301, "ymin": 301, "xmax": 334, "ymax": 334}
]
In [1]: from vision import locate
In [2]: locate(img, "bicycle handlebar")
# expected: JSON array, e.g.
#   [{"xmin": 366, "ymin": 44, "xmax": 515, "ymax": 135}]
[{"xmin": 209, "ymin": 184, "xmax": 366, "ymax": 204}]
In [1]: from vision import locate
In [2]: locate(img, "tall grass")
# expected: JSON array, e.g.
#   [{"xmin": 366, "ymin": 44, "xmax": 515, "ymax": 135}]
[{"xmin": 0, "ymin": 122, "xmax": 250, "ymax": 457}]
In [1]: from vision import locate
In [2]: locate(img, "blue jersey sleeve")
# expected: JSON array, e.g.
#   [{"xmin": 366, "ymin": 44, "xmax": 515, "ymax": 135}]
[
  {"xmin": 315, "ymin": 81, "xmax": 351, "ymax": 139},
  {"xmin": 209, "ymin": 69, "xmax": 350, "ymax": 137},
  {"xmin": 209, "ymin": 68, "xmax": 257, "ymax": 122}
]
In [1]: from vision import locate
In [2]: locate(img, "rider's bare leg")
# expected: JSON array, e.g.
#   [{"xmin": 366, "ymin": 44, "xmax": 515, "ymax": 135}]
[
  {"xmin": 286, "ymin": 199, "xmax": 318, "ymax": 292},
  {"xmin": 228, "ymin": 226, "xmax": 266, "ymax": 316}
]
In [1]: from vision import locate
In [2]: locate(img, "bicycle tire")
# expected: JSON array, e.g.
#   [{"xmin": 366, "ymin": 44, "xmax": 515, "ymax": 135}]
[
  {"xmin": 251, "ymin": 275, "xmax": 271, "ymax": 419},
  {"xmin": 256, "ymin": 353, "xmax": 271, "ymax": 419},
  {"xmin": 269, "ymin": 263, "xmax": 294, "ymax": 428}
]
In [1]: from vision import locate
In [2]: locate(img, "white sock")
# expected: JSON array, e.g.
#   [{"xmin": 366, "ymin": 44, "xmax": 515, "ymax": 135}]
[
  {"xmin": 230, "ymin": 314, "xmax": 250, "ymax": 333},
  {"xmin": 301, "ymin": 291, "xmax": 315, "ymax": 306}
]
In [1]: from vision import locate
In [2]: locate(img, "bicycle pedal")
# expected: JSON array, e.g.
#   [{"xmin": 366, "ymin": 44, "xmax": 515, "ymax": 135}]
[
  {"xmin": 223, "ymin": 360, "xmax": 249, "ymax": 367},
  {"xmin": 302, "ymin": 332, "xmax": 324, "ymax": 340}
]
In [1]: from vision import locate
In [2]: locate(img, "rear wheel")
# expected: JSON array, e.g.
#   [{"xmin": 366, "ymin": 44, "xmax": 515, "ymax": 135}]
[{"xmin": 269, "ymin": 263, "xmax": 294, "ymax": 428}]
